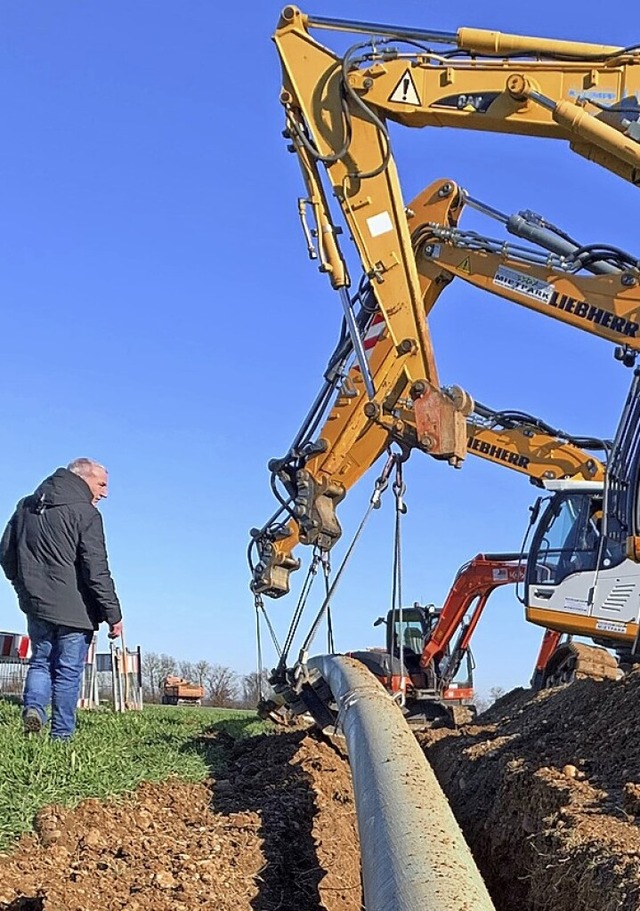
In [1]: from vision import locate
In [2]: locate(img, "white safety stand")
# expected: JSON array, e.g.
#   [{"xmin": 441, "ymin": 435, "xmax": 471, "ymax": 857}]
[
  {"xmin": 78, "ymin": 634, "xmax": 100, "ymax": 709},
  {"xmin": 109, "ymin": 634, "xmax": 143, "ymax": 712}
]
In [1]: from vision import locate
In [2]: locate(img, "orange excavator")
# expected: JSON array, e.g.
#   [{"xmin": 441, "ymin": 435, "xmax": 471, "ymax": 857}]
[
  {"xmin": 353, "ymin": 540, "xmax": 623, "ymax": 728},
  {"xmin": 349, "ymin": 553, "xmax": 524, "ymax": 725}
]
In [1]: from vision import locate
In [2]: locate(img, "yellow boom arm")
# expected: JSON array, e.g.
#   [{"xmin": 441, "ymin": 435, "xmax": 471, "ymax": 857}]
[
  {"xmin": 274, "ymin": 9, "xmax": 470, "ymax": 475},
  {"xmin": 410, "ymin": 179, "xmax": 640, "ymax": 351},
  {"xmin": 279, "ymin": 8, "xmax": 640, "ymax": 186}
]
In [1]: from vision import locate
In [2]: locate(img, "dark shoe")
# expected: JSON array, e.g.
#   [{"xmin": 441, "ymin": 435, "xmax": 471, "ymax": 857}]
[{"xmin": 23, "ymin": 708, "xmax": 44, "ymax": 736}]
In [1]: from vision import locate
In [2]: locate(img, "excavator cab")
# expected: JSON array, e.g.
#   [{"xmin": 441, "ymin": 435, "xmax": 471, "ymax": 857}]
[
  {"xmin": 387, "ymin": 605, "xmax": 474, "ymax": 694},
  {"xmin": 349, "ymin": 604, "xmax": 475, "ymax": 726},
  {"xmin": 524, "ymin": 480, "xmax": 639, "ymax": 671}
]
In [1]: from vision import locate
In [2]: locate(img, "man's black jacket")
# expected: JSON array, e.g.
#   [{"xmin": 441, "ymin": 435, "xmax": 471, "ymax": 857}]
[{"xmin": 0, "ymin": 468, "xmax": 122, "ymax": 630}]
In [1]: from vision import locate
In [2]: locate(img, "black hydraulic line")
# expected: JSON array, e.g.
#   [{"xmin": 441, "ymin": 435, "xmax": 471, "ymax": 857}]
[
  {"xmin": 464, "ymin": 192, "xmax": 626, "ymax": 275},
  {"xmin": 340, "ymin": 44, "xmax": 392, "ymax": 181},
  {"xmin": 568, "ymin": 243, "xmax": 640, "ymax": 272},
  {"xmin": 473, "ymin": 400, "xmax": 612, "ymax": 454}
]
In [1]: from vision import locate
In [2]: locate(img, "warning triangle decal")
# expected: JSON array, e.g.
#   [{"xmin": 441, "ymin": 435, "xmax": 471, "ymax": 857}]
[
  {"xmin": 388, "ymin": 68, "xmax": 421, "ymax": 106},
  {"xmin": 458, "ymin": 257, "xmax": 472, "ymax": 274}
]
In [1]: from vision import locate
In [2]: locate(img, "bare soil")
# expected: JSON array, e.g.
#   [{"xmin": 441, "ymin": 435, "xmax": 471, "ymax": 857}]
[
  {"xmin": 0, "ymin": 729, "xmax": 361, "ymax": 911},
  {"xmin": 3, "ymin": 672, "xmax": 640, "ymax": 911},
  {"xmin": 418, "ymin": 670, "xmax": 640, "ymax": 911}
]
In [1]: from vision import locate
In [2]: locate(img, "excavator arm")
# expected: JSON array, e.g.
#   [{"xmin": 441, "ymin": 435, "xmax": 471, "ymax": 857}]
[
  {"xmin": 277, "ymin": 9, "xmax": 640, "ymax": 187},
  {"xmin": 274, "ymin": 9, "xmax": 470, "ymax": 453},
  {"xmin": 466, "ymin": 403, "xmax": 606, "ymax": 483},
  {"xmin": 419, "ymin": 554, "xmax": 525, "ymax": 678},
  {"xmin": 409, "ymin": 178, "xmax": 640, "ymax": 355}
]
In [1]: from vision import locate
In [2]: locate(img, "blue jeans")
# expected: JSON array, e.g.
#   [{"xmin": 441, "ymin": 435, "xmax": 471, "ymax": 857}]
[{"xmin": 23, "ymin": 616, "xmax": 92, "ymax": 740}]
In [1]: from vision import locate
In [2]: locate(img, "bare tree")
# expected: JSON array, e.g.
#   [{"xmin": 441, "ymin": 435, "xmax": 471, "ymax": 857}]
[
  {"xmin": 240, "ymin": 670, "xmax": 271, "ymax": 709},
  {"xmin": 178, "ymin": 660, "xmax": 195, "ymax": 682},
  {"xmin": 205, "ymin": 664, "xmax": 239, "ymax": 707},
  {"xmin": 474, "ymin": 685, "xmax": 507, "ymax": 716},
  {"xmin": 193, "ymin": 659, "xmax": 212, "ymax": 687},
  {"xmin": 158, "ymin": 653, "xmax": 177, "ymax": 679},
  {"xmin": 141, "ymin": 652, "xmax": 163, "ymax": 703},
  {"xmin": 142, "ymin": 652, "xmax": 177, "ymax": 703}
]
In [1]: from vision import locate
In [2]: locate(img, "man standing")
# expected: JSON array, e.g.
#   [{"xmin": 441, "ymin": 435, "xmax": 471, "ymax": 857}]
[{"xmin": 0, "ymin": 459, "xmax": 123, "ymax": 740}]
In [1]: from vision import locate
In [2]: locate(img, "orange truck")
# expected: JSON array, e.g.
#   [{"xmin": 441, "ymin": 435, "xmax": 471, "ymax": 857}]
[{"xmin": 161, "ymin": 675, "xmax": 204, "ymax": 706}]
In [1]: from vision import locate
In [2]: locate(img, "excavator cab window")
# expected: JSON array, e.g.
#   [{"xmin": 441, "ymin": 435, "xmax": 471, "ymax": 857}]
[
  {"xmin": 388, "ymin": 608, "xmax": 429, "ymax": 676},
  {"xmin": 444, "ymin": 649, "xmax": 474, "ymax": 691},
  {"xmin": 527, "ymin": 492, "xmax": 624, "ymax": 588},
  {"xmin": 390, "ymin": 615, "xmax": 424, "ymax": 657},
  {"xmin": 402, "ymin": 622, "xmax": 425, "ymax": 656}
]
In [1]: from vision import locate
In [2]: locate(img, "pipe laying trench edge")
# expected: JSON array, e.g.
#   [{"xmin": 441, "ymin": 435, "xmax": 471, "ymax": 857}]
[{"xmin": 308, "ymin": 655, "xmax": 497, "ymax": 911}]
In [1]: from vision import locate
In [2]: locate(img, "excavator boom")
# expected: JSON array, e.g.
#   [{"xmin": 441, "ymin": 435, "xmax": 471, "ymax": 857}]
[{"xmin": 278, "ymin": 9, "xmax": 640, "ymax": 186}]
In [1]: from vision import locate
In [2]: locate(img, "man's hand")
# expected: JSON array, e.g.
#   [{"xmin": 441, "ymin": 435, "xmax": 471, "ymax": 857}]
[{"xmin": 108, "ymin": 620, "xmax": 123, "ymax": 640}]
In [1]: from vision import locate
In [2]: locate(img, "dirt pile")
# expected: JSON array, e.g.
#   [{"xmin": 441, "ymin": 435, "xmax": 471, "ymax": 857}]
[
  {"xmin": 418, "ymin": 671, "xmax": 640, "ymax": 911},
  {"xmin": 0, "ymin": 729, "xmax": 361, "ymax": 911},
  {"xmin": 4, "ymin": 671, "xmax": 640, "ymax": 911}
]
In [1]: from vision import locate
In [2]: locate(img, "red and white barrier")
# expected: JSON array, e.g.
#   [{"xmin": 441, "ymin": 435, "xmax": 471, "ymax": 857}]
[{"xmin": 0, "ymin": 632, "xmax": 30, "ymax": 661}]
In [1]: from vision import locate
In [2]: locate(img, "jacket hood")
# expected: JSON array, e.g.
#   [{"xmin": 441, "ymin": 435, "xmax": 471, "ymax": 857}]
[{"xmin": 32, "ymin": 468, "xmax": 93, "ymax": 509}]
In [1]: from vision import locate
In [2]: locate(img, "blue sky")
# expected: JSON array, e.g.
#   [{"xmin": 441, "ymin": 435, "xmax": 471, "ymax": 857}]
[{"xmin": 0, "ymin": 1, "xmax": 635, "ymax": 699}]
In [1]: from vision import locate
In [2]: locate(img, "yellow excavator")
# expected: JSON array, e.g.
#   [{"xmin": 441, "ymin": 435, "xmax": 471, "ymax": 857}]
[
  {"xmin": 270, "ymin": 6, "xmax": 640, "ymax": 472},
  {"xmin": 275, "ymin": 8, "xmax": 640, "ymax": 190},
  {"xmin": 251, "ymin": 9, "xmax": 640, "ymax": 712}
]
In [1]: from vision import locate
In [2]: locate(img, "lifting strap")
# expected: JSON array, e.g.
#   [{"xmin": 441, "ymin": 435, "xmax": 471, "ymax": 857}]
[
  {"xmin": 254, "ymin": 593, "xmax": 282, "ymax": 699},
  {"xmin": 321, "ymin": 551, "xmax": 335, "ymax": 653},
  {"xmin": 390, "ymin": 459, "xmax": 408, "ymax": 700},
  {"xmin": 294, "ymin": 449, "xmax": 402, "ymax": 675}
]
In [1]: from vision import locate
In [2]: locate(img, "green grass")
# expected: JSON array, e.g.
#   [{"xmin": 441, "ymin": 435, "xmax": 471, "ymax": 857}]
[{"xmin": 0, "ymin": 701, "xmax": 270, "ymax": 848}]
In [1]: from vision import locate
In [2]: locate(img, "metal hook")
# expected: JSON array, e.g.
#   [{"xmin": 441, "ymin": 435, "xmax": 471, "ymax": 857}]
[
  {"xmin": 371, "ymin": 451, "xmax": 396, "ymax": 508},
  {"xmin": 393, "ymin": 462, "xmax": 408, "ymax": 514}
]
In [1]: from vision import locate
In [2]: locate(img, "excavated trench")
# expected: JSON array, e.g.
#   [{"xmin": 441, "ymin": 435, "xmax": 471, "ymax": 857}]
[
  {"xmin": 418, "ymin": 673, "xmax": 640, "ymax": 911},
  {"xmin": 2, "ymin": 674, "xmax": 640, "ymax": 910}
]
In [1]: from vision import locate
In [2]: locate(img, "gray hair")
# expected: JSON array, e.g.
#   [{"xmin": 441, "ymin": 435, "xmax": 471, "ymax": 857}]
[{"xmin": 67, "ymin": 458, "xmax": 107, "ymax": 479}]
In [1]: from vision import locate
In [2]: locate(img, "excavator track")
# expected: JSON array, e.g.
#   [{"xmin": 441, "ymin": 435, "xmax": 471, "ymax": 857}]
[{"xmin": 542, "ymin": 642, "xmax": 621, "ymax": 687}]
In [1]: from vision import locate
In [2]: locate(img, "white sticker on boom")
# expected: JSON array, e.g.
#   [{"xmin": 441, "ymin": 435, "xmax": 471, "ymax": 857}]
[
  {"xmin": 389, "ymin": 68, "xmax": 421, "ymax": 106},
  {"xmin": 494, "ymin": 266, "xmax": 554, "ymax": 304},
  {"xmin": 596, "ymin": 619, "xmax": 627, "ymax": 633},
  {"xmin": 561, "ymin": 597, "xmax": 590, "ymax": 615},
  {"xmin": 367, "ymin": 211, "xmax": 394, "ymax": 237}
]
